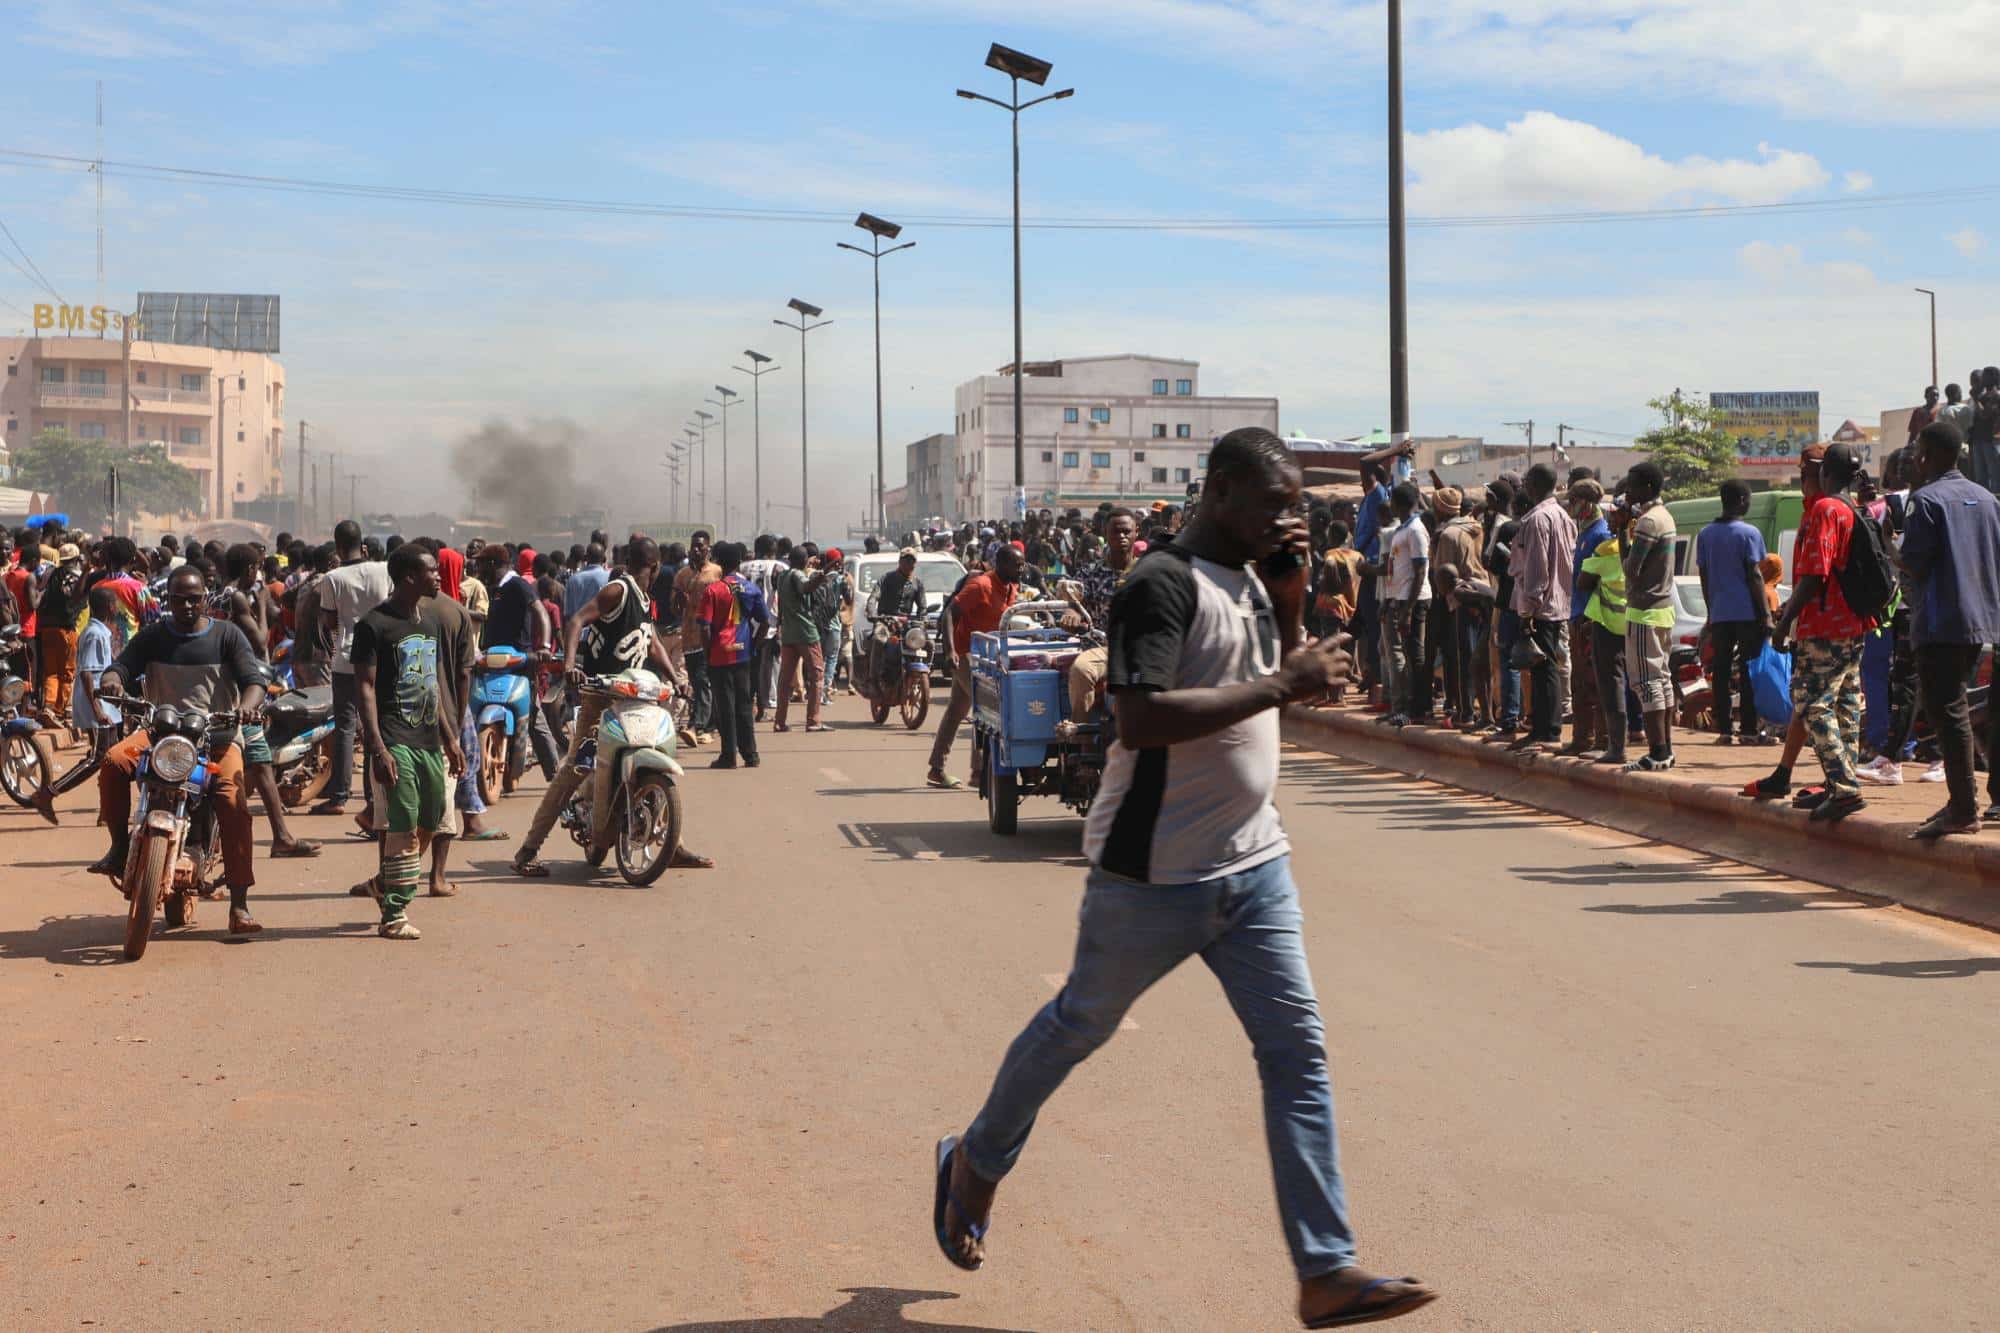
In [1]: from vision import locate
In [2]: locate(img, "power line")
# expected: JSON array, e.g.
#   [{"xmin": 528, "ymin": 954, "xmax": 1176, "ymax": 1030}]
[
  {"xmin": 1, "ymin": 145, "xmax": 1996, "ymax": 234},
  {"xmin": 0, "ymin": 214, "xmax": 62, "ymax": 301}
]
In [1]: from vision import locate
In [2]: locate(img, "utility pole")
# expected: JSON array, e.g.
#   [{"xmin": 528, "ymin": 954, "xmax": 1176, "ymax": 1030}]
[
  {"xmin": 1504, "ymin": 419, "xmax": 1535, "ymax": 469},
  {"xmin": 1387, "ymin": 0, "xmax": 1410, "ymax": 454},
  {"xmin": 1556, "ymin": 423, "xmax": 1577, "ymax": 469},
  {"xmin": 839, "ymin": 213, "xmax": 916, "ymax": 534},
  {"xmin": 708, "ymin": 387, "xmax": 740, "ymax": 535},
  {"xmin": 774, "ymin": 299, "xmax": 832, "ymax": 539},
  {"xmin": 1915, "ymin": 288, "xmax": 1939, "ymax": 391},
  {"xmin": 350, "ymin": 473, "xmax": 363, "ymax": 518},
  {"xmin": 736, "ymin": 351, "xmax": 780, "ymax": 536},
  {"xmin": 120, "ymin": 313, "xmax": 134, "ymax": 451},
  {"xmin": 296, "ymin": 419, "xmax": 308, "ymax": 535},
  {"xmin": 310, "ymin": 457, "xmax": 318, "ymax": 533}
]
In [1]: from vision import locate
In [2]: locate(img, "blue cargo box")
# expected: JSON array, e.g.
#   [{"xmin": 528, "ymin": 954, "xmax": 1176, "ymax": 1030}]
[{"xmin": 972, "ymin": 628, "xmax": 1075, "ymax": 772}]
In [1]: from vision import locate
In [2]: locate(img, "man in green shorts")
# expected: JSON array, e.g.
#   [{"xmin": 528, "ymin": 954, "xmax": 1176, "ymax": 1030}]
[{"xmin": 349, "ymin": 544, "xmax": 463, "ymax": 940}]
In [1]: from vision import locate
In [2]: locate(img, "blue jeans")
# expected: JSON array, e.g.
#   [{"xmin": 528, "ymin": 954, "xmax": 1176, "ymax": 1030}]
[
  {"xmin": 1495, "ymin": 609, "xmax": 1523, "ymax": 727},
  {"xmin": 962, "ymin": 854, "xmax": 1356, "ymax": 1280},
  {"xmin": 455, "ymin": 707, "xmax": 484, "ymax": 815}
]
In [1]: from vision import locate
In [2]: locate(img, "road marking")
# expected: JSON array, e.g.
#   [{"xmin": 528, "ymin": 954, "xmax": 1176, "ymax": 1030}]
[
  {"xmin": 892, "ymin": 836, "xmax": 942, "ymax": 861},
  {"xmin": 820, "ymin": 767, "xmax": 851, "ymax": 784},
  {"xmin": 1043, "ymin": 974, "xmax": 1138, "ymax": 1030}
]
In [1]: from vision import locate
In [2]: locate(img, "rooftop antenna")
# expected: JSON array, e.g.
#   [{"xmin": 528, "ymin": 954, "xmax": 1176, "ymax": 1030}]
[{"xmin": 94, "ymin": 80, "xmax": 104, "ymax": 312}]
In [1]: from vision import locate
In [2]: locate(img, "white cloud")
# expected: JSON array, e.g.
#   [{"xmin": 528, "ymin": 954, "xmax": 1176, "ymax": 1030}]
[
  {"xmin": 1407, "ymin": 112, "xmax": 1829, "ymax": 213},
  {"xmin": 1841, "ymin": 228, "xmax": 1876, "ymax": 247},
  {"xmin": 1739, "ymin": 241, "xmax": 1803, "ymax": 280},
  {"xmin": 1951, "ymin": 227, "xmax": 1986, "ymax": 258},
  {"xmin": 831, "ymin": 1, "xmax": 2000, "ymax": 128},
  {"xmin": 629, "ymin": 133, "xmax": 1011, "ymax": 216},
  {"xmin": 1844, "ymin": 171, "xmax": 1875, "ymax": 193}
]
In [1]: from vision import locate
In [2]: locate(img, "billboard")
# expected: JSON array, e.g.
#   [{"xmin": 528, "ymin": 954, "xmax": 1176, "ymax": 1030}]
[
  {"xmin": 1712, "ymin": 391, "xmax": 1819, "ymax": 468},
  {"xmin": 134, "ymin": 292, "xmax": 280, "ymax": 354}
]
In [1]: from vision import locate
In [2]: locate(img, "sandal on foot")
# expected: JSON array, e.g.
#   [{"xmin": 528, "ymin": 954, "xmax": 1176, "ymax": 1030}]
[
  {"xmin": 669, "ymin": 848, "xmax": 716, "ymax": 869},
  {"xmin": 512, "ymin": 859, "xmax": 551, "ymax": 878},
  {"xmin": 1303, "ymin": 1272, "xmax": 1438, "ymax": 1329},
  {"xmin": 932, "ymin": 1135, "xmax": 986, "ymax": 1273},
  {"xmin": 926, "ymin": 771, "xmax": 964, "ymax": 789},
  {"xmin": 272, "ymin": 839, "xmax": 322, "ymax": 858},
  {"xmin": 458, "ymin": 828, "xmax": 511, "ymax": 842}
]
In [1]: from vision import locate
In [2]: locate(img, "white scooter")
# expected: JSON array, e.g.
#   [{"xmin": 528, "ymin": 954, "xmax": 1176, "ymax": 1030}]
[{"xmin": 557, "ymin": 668, "xmax": 686, "ymax": 886}]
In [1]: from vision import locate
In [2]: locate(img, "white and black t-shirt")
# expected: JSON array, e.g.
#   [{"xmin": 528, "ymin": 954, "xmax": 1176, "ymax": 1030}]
[{"xmin": 1083, "ymin": 546, "xmax": 1289, "ymax": 885}]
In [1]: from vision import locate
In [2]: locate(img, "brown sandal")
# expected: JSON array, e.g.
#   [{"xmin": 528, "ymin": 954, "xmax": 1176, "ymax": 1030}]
[{"xmin": 512, "ymin": 858, "xmax": 551, "ymax": 878}]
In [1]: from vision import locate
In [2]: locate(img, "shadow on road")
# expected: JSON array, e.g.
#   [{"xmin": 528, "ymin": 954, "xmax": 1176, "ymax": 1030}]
[
  {"xmin": 1511, "ymin": 858, "xmax": 1785, "ymax": 888},
  {"xmin": 648, "ymin": 1287, "xmax": 1038, "ymax": 1332},
  {"xmin": 1585, "ymin": 889, "xmax": 1875, "ymax": 916},
  {"xmin": 838, "ymin": 819, "xmax": 1087, "ymax": 866},
  {"xmin": 1796, "ymin": 958, "xmax": 2000, "ymax": 979}
]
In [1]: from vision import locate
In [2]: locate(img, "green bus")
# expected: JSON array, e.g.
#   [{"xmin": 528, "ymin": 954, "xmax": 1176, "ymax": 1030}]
[{"xmin": 1667, "ymin": 490, "xmax": 1805, "ymax": 582}]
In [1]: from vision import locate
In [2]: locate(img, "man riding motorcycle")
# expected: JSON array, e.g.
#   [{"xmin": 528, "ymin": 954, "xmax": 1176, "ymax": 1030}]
[
  {"xmin": 862, "ymin": 547, "xmax": 927, "ymax": 683},
  {"xmin": 511, "ymin": 537, "xmax": 713, "ymax": 878},
  {"xmin": 88, "ymin": 566, "xmax": 269, "ymax": 936}
]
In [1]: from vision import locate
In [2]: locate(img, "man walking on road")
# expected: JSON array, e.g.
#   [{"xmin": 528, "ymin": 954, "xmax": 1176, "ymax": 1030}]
[
  {"xmin": 698, "ymin": 542, "xmax": 769, "ymax": 770},
  {"xmin": 1768, "ymin": 443, "xmax": 1876, "ymax": 821},
  {"xmin": 1898, "ymin": 422, "xmax": 2000, "ymax": 838},
  {"xmin": 772, "ymin": 546, "xmax": 829, "ymax": 734},
  {"xmin": 927, "ymin": 542, "xmax": 1024, "ymax": 789},
  {"xmin": 312, "ymin": 521, "xmax": 393, "ymax": 818},
  {"xmin": 349, "ymin": 545, "xmax": 460, "ymax": 940},
  {"xmin": 932, "ymin": 427, "xmax": 1437, "ymax": 1331},
  {"xmin": 672, "ymin": 531, "xmax": 720, "ymax": 743}
]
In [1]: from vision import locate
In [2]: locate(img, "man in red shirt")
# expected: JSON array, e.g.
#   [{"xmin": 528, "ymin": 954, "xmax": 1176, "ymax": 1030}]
[
  {"xmin": 1771, "ymin": 442, "xmax": 1876, "ymax": 822},
  {"xmin": 926, "ymin": 542, "xmax": 1024, "ymax": 788}
]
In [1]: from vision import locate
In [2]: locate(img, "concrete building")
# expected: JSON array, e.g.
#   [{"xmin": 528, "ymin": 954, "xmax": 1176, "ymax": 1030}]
[
  {"xmin": 0, "ymin": 334, "xmax": 286, "ymax": 519},
  {"xmin": 889, "ymin": 432, "xmax": 958, "ymax": 529},
  {"xmin": 950, "ymin": 355, "xmax": 1278, "ymax": 518}
]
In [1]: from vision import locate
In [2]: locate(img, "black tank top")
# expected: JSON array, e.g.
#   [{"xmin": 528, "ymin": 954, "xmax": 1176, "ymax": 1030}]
[{"xmin": 580, "ymin": 574, "xmax": 654, "ymax": 675}]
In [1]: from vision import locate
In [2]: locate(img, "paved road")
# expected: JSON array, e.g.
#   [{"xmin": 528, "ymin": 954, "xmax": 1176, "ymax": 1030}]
[{"xmin": 2, "ymin": 697, "xmax": 1997, "ymax": 1331}]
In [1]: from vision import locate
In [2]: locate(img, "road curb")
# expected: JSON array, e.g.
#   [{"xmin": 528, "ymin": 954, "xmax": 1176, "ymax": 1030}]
[{"xmin": 1281, "ymin": 706, "xmax": 2000, "ymax": 933}]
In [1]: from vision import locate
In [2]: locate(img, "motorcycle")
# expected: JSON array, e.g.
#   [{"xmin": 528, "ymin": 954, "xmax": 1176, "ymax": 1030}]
[
  {"xmin": 857, "ymin": 614, "xmax": 933, "ymax": 730},
  {"xmin": 471, "ymin": 645, "xmax": 538, "ymax": 804},
  {"xmin": 110, "ymin": 700, "xmax": 236, "ymax": 961},
  {"xmin": 556, "ymin": 669, "xmax": 685, "ymax": 886},
  {"xmin": 263, "ymin": 681, "xmax": 338, "ymax": 808},
  {"xmin": 1, "ymin": 625, "xmax": 52, "ymax": 804}
]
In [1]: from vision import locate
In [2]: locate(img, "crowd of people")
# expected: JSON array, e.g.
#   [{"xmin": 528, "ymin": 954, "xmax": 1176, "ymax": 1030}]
[{"xmin": 1302, "ymin": 403, "xmax": 2000, "ymax": 841}]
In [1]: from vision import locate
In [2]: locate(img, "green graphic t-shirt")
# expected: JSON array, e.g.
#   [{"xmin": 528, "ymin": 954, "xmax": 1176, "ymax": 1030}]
[{"xmin": 349, "ymin": 600, "xmax": 447, "ymax": 751}]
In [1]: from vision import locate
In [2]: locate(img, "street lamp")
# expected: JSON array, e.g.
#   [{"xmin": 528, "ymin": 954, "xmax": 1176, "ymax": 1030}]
[
  {"xmin": 958, "ymin": 43, "xmax": 1073, "ymax": 518},
  {"xmin": 708, "ymin": 386, "xmax": 740, "ymax": 536},
  {"xmin": 693, "ymin": 411, "xmax": 716, "ymax": 523},
  {"xmin": 773, "ymin": 299, "xmax": 832, "ymax": 539},
  {"xmin": 839, "ymin": 213, "xmax": 915, "ymax": 535},
  {"xmin": 1915, "ymin": 288, "xmax": 1939, "ymax": 392},
  {"xmin": 1387, "ymin": 0, "xmax": 1410, "ymax": 455},
  {"xmin": 735, "ymin": 349, "xmax": 781, "ymax": 535}
]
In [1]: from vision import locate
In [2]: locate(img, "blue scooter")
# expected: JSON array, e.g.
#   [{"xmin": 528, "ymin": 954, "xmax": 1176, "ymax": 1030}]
[{"xmin": 472, "ymin": 645, "xmax": 538, "ymax": 804}]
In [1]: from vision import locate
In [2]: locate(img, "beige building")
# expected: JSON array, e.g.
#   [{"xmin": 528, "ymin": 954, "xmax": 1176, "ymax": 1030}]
[
  {"xmin": 0, "ymin": 333, "xmax": 286, "ymax": 519},
  {"xmin": 951, "ymin": 355, "xmax": 1278, "ymax": 518}
]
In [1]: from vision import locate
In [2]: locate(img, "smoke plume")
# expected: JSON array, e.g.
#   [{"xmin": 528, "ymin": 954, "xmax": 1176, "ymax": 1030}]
[{"xmin": 449, "ymin": 418, "xmax": 606, "ymax": 529}]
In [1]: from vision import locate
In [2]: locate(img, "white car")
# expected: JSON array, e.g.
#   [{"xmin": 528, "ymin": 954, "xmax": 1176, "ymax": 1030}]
[{"xmin": 846, "ymin": 551, "xmax": 969, "ymax": 654}]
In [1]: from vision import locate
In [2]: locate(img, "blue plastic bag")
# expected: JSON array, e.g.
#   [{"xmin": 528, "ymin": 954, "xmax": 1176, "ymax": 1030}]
[{"xmin": 1748, "ymin": 641, "xmax": 1793, "ymax": 728}]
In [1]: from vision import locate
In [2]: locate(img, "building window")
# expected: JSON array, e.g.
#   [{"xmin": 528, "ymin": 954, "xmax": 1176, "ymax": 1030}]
[
  {"xmin": 5, "ymin": 363, "xmax": 15, "ymax": 376},
  {"xmin": 1063, "ymin": 407, "xmax": 1079, "ymax": 424},
  {"xmin": 180, "ymin": 373, "xmax": 205, "ymax": 392},
  {"xmin": 78, "ymin": 422, "xmax": 107, "ymax": 440},
  {"xmin": 6, "ymin": 419, "xmax": 17, "ymax": 432},
  {"xmin": 1175, "ymin": 467, "xmax": 1191, "ymax": 483},
  {"xmin": 1151, "ymin": 467, "xmax": 1168, "ymax": 483},
  {"xmin": 1152, "ymin": 378, "xmax": 1169, "ymax": 395},
  {"xmin": 1176, "ymin": 423, "xmax": 1192, "ymax": 439},
  {"xmin": 1151, "ymin": 423, "xmax": 1167, "ymax": 438},
  {"xmin": 1040, "ymin": 451, "xmax": 1053, "ymax": 463},
  {"xmin": 79, "ymin": 368, "xmax": 106, "ymax": 395},
  {"xmin": 1175, "ymin": 379, "xmax": 1192, "ymax": 396},
  {"xmin": 178, "ymin": 426, "xmax": 202, "ymax": 446},
  {"xmin": 237, "ymin": 430, "xmax": 246, "ymax": 442},
  {"xmin": 1091, "ymin": 451, "xmax": 1111, "ymax": 468},
  {"xmin": 1090, "ymin": 407, "xmax": 1111, "ymax": 424},
  {"xmin": 1196, "ymin": 452, "xmax": 1209, "ymax": 468},
  {"xmin": 41, "ymin": 367, "xmax": 65, "ymax": 384},
  {"xmin": 1061, "ymin": 450, "xmax": 1079, "ymax": 468}
]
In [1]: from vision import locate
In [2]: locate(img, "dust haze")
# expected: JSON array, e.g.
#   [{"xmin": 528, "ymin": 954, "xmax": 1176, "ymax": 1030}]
[{"xmin": 450, "ymin": 419, "xmax": 608, "ymax": 529}]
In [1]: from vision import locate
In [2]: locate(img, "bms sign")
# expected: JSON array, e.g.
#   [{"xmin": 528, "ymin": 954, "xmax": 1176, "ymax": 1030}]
[{"xmin": 32, "ymin": 304, "xmax": 130, "ymax": 334}]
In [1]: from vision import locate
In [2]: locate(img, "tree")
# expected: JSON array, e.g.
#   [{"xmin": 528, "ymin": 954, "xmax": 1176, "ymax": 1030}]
[
  {"xmin": 11, "ymin": 428, "xmax": 202, "ymax": 525},
  {"xmin": 1632, "ymin": 393, "xmax": 1739, "ymax": 501}
]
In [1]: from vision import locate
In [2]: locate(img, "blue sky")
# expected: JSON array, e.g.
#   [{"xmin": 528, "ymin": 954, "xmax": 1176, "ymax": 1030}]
[{"xmin": 3, "ymin": 1, "xmax": 1995, "ymax": 531}]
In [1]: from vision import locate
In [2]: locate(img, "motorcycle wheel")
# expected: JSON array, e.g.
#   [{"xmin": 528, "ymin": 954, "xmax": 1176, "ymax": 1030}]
[
  {"xmin": 0, "ymin": 732, "xmax": 46, "ymax": 807},
  {"xmin": 476, "ymin": 723, "xmax": 508, "ymax": 806},
  {"xmin": 615, "ymin": 773, "xmax": 683, "ymax": 887},
  {"xmin": 900, "ymin": 672, "xmax": 931, "ymax": 731},
  {"xmin": 124, "ymin": 837, "xmax": 169, "ymax": 961},
  {"xmin": 870, "ymin": 696, "xmax": 891, "ymax": 725},
  {"xmin": 986, "ymin": 746, "xmax": 1018, "ymax": 836}
]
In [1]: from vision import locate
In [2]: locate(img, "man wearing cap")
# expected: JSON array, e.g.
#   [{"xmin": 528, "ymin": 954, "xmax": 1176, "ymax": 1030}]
[
  {"xmin": 36, "ymin": 542, "xmax": 85, "ymax": 728},
  {"xmin": 1764, "ymin": 442, "xmax": 1875, "ymax": 819}
]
